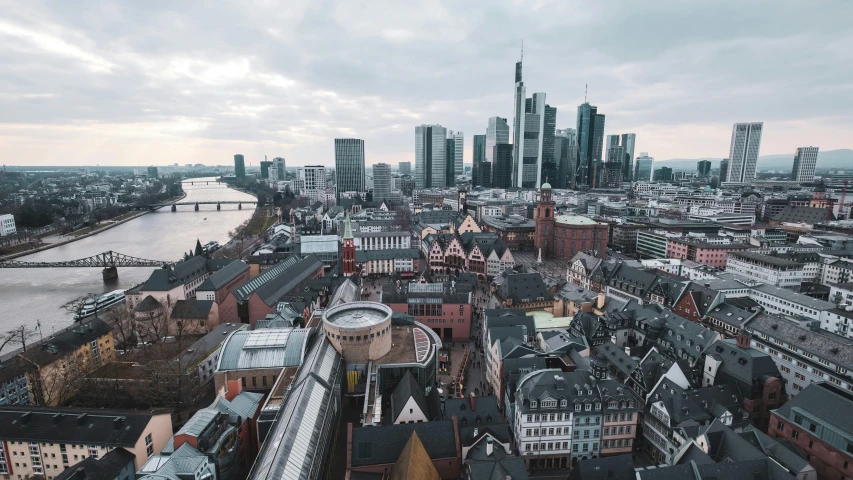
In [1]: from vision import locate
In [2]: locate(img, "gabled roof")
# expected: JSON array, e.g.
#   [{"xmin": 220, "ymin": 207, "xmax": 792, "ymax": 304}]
[
  {"xmin": 54, "ymin": 447, "xmax": 135, "ymax": 480},
  {"xmin": 351, "ymin": 421, "xmax": 459, "ymax": 467},
  {"xmin": 388, "ymin": 432, "xmax": 441, "ymax": 480},
  {"xmin": 706, "ymin": 338, "xmax": 783, "ymax": 394},
  {"xmin": 233, "ymin": 255, "xmax": 302, "ymax": 302},
  {"xmin": 568, "ymin": 454, "xmax": 633, "ymax": 480},
  {"xmin": 0, "ymin": 405, "xmax": 154, "ymax": 447},
  {"xmin": 391, "ymin": 372, "xmax": 429, "ymax": 422},
  {"xmin": 772, "ymin": 205, "xmax": 830, "ymax": 225},
  {"xmin": 253, "ymin": 254, "xmax": 325, "ymax": 306},
  {"xmin": 495, "ymin": 272, "xmax": 549, "ymax": 303},
  {"xmin": 464, "ymin": 435, "xmax": 529, "ymax": 480},
  {"xmin": 739, "ymin": 425, "xmax": 811, "ymax": 474},
  {"xmin": 196, "ymin": 260, "xmax": 249, "ymax": 291}
]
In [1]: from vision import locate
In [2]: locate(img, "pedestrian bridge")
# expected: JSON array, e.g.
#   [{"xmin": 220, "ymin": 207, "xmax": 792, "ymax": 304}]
[{"xmin": 148, "ymin": 200, "xmax": 258, "ymax": 211}]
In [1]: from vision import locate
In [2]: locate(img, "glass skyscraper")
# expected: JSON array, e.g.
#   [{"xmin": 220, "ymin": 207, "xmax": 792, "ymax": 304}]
[
  {"xmin": 473, "ymin": 135, "xmax": 486, "ymax": 165},
  {"xmin": 486, "ymin": 117, "xmax": 509, "ymax": 164},
  {"xmin": 576, "ymin": 103, "xmax": 605, "ymax": 187},
  {"xmin": 634, "ymin": 153, "xmax": 654, "ymax": 182},
  {"xmin": 493, "ymin": 144, "xmax": 513, "ymax": 189},
  {"xmin": 334, "ymin": 139, "xmax": 365, "ymax": 199},
  {"xmin": 727, "ymin": 122, "xmax": 763, "ymax": 183},
  {"xmin": 791, "ymin": 146, "xmax": 819, "ymax": 182},
  {"xmin": 373, "ymin": 163, "xmax": 392, "ymax": 200},
  {"xmin": 415, "ymin": 124, "xmax": 447, "ymax": 188},
  {"xmin": 234, "ymin": 154, "xmax": 246, "ymax": 179},
  {"xmin": 273, "ymin": 157, "xmax": 286, "ymax": 180},
  {"xmin": 555, "ymin": 128, "xmax": 577, "ymax": 189}
]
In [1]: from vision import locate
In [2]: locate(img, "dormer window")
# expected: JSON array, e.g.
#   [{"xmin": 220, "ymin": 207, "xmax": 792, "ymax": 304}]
[
  {"xmin": 585, "ymin": 403, "xmax": 592, "ymax": 412},
  {"xmin": 531, "ymin": 401, "xmax": 537, "ymax": 408},
  {"xmin": 595, "ymin": 403, "xmax": 601, "ymax": 411},
  {"xmin": 575, "ymin": 404, "xmax": 581, "ymax": 412},
  {"xmin": 560, "ymin": 399, "xmax": 567, "ymax": 407}
]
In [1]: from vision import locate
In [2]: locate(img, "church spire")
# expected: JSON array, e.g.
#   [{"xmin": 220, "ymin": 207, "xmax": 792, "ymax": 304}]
[{"xmin": 343, "ymin": 212, "xmax": 353, "ymax": 240}]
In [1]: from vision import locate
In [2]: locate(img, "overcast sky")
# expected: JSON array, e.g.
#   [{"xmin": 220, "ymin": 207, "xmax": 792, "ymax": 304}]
[{"xmin": 1, "ymin": 1, "xmax": 852, "ymax": 168}]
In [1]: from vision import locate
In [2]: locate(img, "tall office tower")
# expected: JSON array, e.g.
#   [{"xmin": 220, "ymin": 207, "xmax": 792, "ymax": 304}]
[
  {"xmin": 555, "ymin": 128, "xmax": 577, "ymax": 189},
  {"xmin": 511, "ymin": 58, "xmax": 526, "ymax": 187},
  {"xmin": 147, "ymin": 166, "xmax": 159, "ymax": 179},
  {"xmin": 621, "ymin": 133, "xmax": 636, "ymax": 182},
  {"xmin": 472, "ymin": 134, "xmax": 486, "ymax": 187},
  {"xmin": 540, "ymin": 104, "xmax": 557, "ymax": 187},
  {"xmin": 233, "ymin": 154, "xmax": 246, "ymax": 178},
  {"xmin": 606, "ymin": 135, "xmax": 620, "ymax": 148},
  {"xmin": 334, "ymin": 138, "xmax": 365, "ymax": 199},
  {"xmin": 719, "ymin": 159, "xmax": 729, "ymax": 183},
  {"xmin": 273, "ymin": 157, "xmax": 286, "ymax": 180},
  {"xmin": 260, "ymin": 161, "xmax": 272, "ymax": 179},
  {"xmin": 477, "ymin": 162, "xmax": 493, "ymax": 188},
  {"xmin": 634, "ymin": 153, "xmax": 654, "ymax": 182},
  {"xmin": 493, "ymin": 144, "xmax": 514, "ymax": 188},
  {"xmin": 791, "ymin": 146, "xmax": 819, "ymax": 182},
  {"xmin": 576, "ymin": 103, "xmax": 605, "ymax": 187},
  {"xmin": 727, "ymin": 122, "xmax": 763, "ymax": 183},
  {"xmin": 268, "ymin": 165, "xmax": 279, "ymax": 182},
  {"xmin": 511, "ymin": 92, "xmax": 548, "ymax": 188},
  {"xmin": 451, "ymin": 130, "xmax": 464, "ymax": 179},
  {"xmin": 373, "ymin": 163, "xmax": 392, "ymax": 200},
  {"xmin": 295, "ymin": 165, "xmax": 326, "ymax": 202},
  {"xmin": 399, "ymin": 161, "xmax": 411, "ymax": 175},
  {"xmin": 697, "ymin": 160, "xmax": 712, "ymax": 177},
  {"xmin": 415, "ymin": 124, "xmax": 447, "ymax": 188},
  {"xmin": 486, "ymin": 117, "xmax": 510, "ymax": 164},
  {"xmin": 473, "ymin": 135, "xmax": 486, "ymax": 164},
  {"xmin": 444, "ymin": 130, "xmax": 463, "ymax": 186}
]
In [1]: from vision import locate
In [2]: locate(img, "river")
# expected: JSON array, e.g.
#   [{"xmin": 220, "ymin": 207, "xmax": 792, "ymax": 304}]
[{"xmin": 0, "ymin": 177, "xmax": 255, "ymax": 337}]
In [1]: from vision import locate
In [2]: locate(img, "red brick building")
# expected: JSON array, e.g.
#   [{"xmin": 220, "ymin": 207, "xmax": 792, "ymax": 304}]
[
  {"xmin": 768, "ymin": 382, "xmax": 851, "ymax": 480},
  {"xmin": 381, "ymin": 282, "xmax": 473, "ymax": 342},
  {"xmin": 534, "ymin": 183, "xmax": 608, "ymax": 260},
  {"xmin": 219, "ymin": 255, "xmax": 324, "ymax": 326}
]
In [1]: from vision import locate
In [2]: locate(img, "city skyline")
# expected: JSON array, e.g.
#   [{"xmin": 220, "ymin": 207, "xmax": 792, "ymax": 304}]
[{"xmin": 1, "ymin": 2, "xmax": 852, "ymax": 168}]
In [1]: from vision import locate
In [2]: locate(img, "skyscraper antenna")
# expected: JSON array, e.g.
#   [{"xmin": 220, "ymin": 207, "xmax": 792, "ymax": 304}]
[{"xmin": 585, "ymin": 84, "xmax": 588, "ymax": 103}]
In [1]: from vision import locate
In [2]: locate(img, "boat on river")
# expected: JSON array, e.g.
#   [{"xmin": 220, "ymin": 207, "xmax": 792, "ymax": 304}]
[{"xmin": 73, "ymin": 290, "xmax": 126, "ymax": 320}]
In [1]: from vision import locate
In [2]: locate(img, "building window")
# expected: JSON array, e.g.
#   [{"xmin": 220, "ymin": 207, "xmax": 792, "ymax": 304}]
[{"xmin": 145, "ymin": 434, "xmax": 153, "ymax": 458}]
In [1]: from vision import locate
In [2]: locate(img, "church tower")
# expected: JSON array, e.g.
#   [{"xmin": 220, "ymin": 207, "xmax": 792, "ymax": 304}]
[
  {"xmin": 534, "ymin": 181, "xmax": 555, "ymax": 258},
  {"xmin": 342, "ymin": 212, "xmax": 356, "ymax": 276}
]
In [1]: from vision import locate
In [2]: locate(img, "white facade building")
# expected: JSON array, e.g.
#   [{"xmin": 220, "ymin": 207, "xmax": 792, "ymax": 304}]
[
  {"xmin": 449, "ymin": 130, "xmax": 464, "ymax": 179},
  {"xmin": 0, "ymin": 214, "xmax": 16, "ymax": 236},
  {"xmin": 725, "ymin": 252, "xmax": 805, "ymax": 289},
  {"xmin": 791, "ymin": 146, "xmax": 819, "ymax": 182},
  {"xmin": 294, "ymin": 165, "xmax": 327, "ymax": 203},
  {"xmin": 726, "ymin": 122, "xmax": 763, "ymax": 184}
]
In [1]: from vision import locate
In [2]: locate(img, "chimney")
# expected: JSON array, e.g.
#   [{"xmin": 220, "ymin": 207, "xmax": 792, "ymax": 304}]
[
  {"xmin": 736, "ymin": 330, "xmax": 751, "ymax": 349},
  {"xmin": 470, "ymin": 394, "xmax": 476, "ymax": 411},
  {"xmin": 224, "ymin": 379, "xmax": 243, "ymax": 402},
  {"xmin": 597, "ymin": 292, "xmax": 605, "ymax": 309},
  {"xmin": 486, "ymin": 436, "xmax": 494, "ymax": 457}
]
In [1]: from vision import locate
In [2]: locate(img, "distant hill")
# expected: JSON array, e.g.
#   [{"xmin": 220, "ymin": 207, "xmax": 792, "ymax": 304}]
[{"xmin": 656, "ymin": 149, "xmax": 853, "ymax": 171}]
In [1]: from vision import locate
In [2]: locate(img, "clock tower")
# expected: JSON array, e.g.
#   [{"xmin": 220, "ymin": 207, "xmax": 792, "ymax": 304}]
[{"xmin": 534, "ymin": 181, "xmax": 555, "ymax": 258}]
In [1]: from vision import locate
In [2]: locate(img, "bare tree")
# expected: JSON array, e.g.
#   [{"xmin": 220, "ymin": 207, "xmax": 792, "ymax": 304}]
[
  {"xmin": 24, "ymin": 351, "xmax": 89, "ymax": 406},
  {"xmin": 0, "ymin": 325, "xmax": 39, "ymax": 354},
  {"xmin": 103, "ymin": 308, "xmax": 137, "ymax": 353},
  {"xmin": 63, "ymin": 293, "xmax": 99, "ymax": 321}
]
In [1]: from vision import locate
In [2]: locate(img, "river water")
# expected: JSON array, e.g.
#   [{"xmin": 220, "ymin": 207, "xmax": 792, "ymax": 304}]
[{"xmin": 0, "ymin": 178, "xmax": 255, "ymax": 336}]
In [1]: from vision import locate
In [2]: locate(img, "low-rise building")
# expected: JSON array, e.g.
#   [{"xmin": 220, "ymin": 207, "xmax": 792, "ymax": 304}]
[
  {"xmin": 355, "ymin": 248, "xmax": 420, "ymax": 276},
  {"xmin": 382, "ymin": 282, "xmax": 472, "ymax": 342},
  {"xmin": 0, "ymin": 214, "xmax": 16, "ymax": 236},
  {"xmin": 769, "ymin": 382, "xmax": 853, "ymax": 480},
  {"xmin": 481, "ymin": 215, "xmax": 536, "ymax": 252},
  {"xmin": 54, "ymin": 447, "xmax": 136, "ymax": 480},
  {"xmin": 726, "ymin": 251, "xmax": 805, "ymax": 289},
  {"xmin": 597, "ymin": 379, "xmax": 641, "ymax": 457},
  {"xmin": 0, "ymin": 405, "xmax": 172, "ymax": 478}
]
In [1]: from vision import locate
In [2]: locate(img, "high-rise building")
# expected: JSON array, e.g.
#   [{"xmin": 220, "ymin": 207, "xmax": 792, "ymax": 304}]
[
  {"xmin": 576, "ymin": 103, "xmax": 605, "ymax": 187},
  {"xmin": 147, "ymin": 166, "xmax": 159, "ymax": 179},
  {"xmin": 400, "ymin": 175, "xmax": 415, "ymax": 197},
  {"xmin": 273, "ymin": 157, "xmax": 286, "ymax": 180},
  {"xmin": 697, "ymin": 160, "xmax": 712, "ymax": 177},
  {"xmin": 791, "ymin": 146, "xmax": 819, "ymax": 182},
  {"xmin": 727, "ymin": 122, "xmax": 763, "ymax": 183},
  {"xmin": 634, "ymin": 153, "xmax": 654, "ymax": 182},
  {"xmin": 445, "ymin": 130, "xmax": 463, "ymax": 186},
  {"xmin": 451, "ymin": 130, "xmax": 464, "ymax": 179},
  {"xmin": 540, "ymin": 104, "xmax": 557, "ymax": 187},
  {"xmin": 719, "ymin": 158, "xmax": 729, "ymax": 183},
  {"xmin": 260, "ymin": 161, "xmax": 272, "ymax": 179},
  {"xmin": 477, "ymin": 162, "xmax": 492, "ymax": 188},
  {"xmin": 621, "ymin": 133, "xmax": 636, "ymax": 182},
  {"xmin": 486, "ymin": 116, "xmax": 510, "ymax": 164},
  {"xmin": 555, "ymin": 128, "xmax": 577, "ymax": 189},
  {"xmin": 268, "ymin": 165, "xmax": 279, "ymax": 182},
  {"xmin": 493, "ymin": 144, "xmax": 513, "ymax": 189},
  {"xmin": 602, "ymin": 162, "xmax": 623, "ymax": 188},
  {"xmin": 398, "ymin": 161, "xmax": 411, "ymax": 175},
  {"xmin": 295, "ymin": 165, "xmax": 326, "ymax": 202},
  {"xmin": 234, "ymin": 154, "xmax": 245, "ymax": 179},
  {"xmin": 511, "ymin": 59, "xmax": 526, "ymax": 187},
  {"xmin": 654, "ymin": 166, "xmax": 673, "ymax": 182},
  {"xmin": 373, "ymin": 163, "xmax": 392, "ymax": 200},
  {"xmin": 473, "ymin": 135, "xmax": 486, "ymax": 165},
  {"xmin": 415, "ymin": 124, "xmax": 447, "ymax": 188},
  {"xmin": 334, "ymin": 138, "xmax": 365, "ymax": 199}
]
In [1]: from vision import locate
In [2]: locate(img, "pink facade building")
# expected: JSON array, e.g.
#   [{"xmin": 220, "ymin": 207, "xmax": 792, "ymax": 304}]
[{"xmin": 666, "ymin": 238, "xmax": 749, "ymax": 268}]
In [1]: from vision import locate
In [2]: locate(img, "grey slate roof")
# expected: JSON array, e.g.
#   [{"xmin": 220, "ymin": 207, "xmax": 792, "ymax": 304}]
[
  {"xmin": 706, "ymin": 338, "xmax": 783, "ymax": 395},
  {"xmin": 19, "ymin": 318, "xmax": 113, "ymax": 367},
  {"xmin": 772, "ymin": 205, "xmax": 830, "ymax": 225},
  {"xmin": 444, "ymin": 396, "xmax": 505, "ymax": 431},
  {"xmin": 464, "ymin": 437, "xmax": 528, "ymax": 480},
  {"xmin": 772, "ymin": 381, "xmax": 853, "ymax": 438},
  {"xmin": 141, "ymin": 256, "xmax": 236, "ymax": 292},
  {"xmin": 0, "ymin": 405, "xmax": 154, "ymax": 447},
  {"xmin": 739, "ymin": 425, "xmax": 811, "ymax": 474},
  {"xmin": 196, "ymin": 260, "xmax": 249, "ymax": 292},
  {"xmin": 746, "ymin": 312, "xmax": 853, "ymax": 371},
  {"xmin": 391, "ymin": 371, "xmax": 429, "ymax": 422},
  {"xmin": 567, "ymin": 454, "xmax": 635, "ymax": 480},
  {"xmin": 54, "ymin": 447, "xmax": 135, "ymax": 480},
  {"xmin": 170, "ymin": 298, "xmax": 213, "ymax": 319},
  {"xmin": 253, "ymin": 254, "xmax": 325, "ymax": 306},
  {"xmin": 351, "ymin": 420, "xmax": 458, "ymax": 467},
  {"xmin": 705, "ymin": 303, "xmax": 758, "ymax": 331},
  {"xmin": 516, "ymin": 370, "xmax": 600, "ymax": 414},
  {"xmin": 495, "ymin": 272, "xmax": 549, "ymax": 303},
  {"xmin": 648, "ymin": 378, "xmax": 711, "ymax": 426}
]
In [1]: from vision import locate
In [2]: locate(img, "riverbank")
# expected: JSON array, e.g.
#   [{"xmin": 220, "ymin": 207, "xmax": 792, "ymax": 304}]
[{"xmin": 0, "ymin": 193, "xmax": 187, "ymax": 261}]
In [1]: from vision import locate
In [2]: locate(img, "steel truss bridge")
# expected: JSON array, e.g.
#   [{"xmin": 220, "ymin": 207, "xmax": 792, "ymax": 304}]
[
  {"xmin": 0, "ymin": 251, "xmax": 171, "ymax": 281},
  {"xmin": 148, "ymin": 200, "xmax": 258, "ymax": 211}
]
